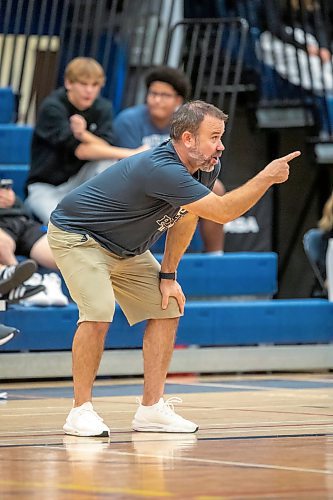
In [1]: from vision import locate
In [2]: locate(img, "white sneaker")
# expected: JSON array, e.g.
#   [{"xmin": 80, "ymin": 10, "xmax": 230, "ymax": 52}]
[
  {"xmin": 21, "ymin": 273, "xmax": 49, "ymax": 306},
  {"xmin": 42, "ymin": 273, "xmax": 69, "ymax": 306},
  {"xmin": 63, "ymin": 402, "xmax": 110, "ymax": 437},
  {"xmin": 132, "ymin": 397, "xmax": 198, "ymax": 433},
  {"xmin": 22, "ymin": 273, "xmax": 69, "ymax": 306}
]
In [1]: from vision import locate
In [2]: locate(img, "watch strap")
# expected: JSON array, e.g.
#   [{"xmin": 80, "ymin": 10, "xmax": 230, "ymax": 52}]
[{"xmin": 159, "ymin": 271, "xmax": 177, "ymax": 280}]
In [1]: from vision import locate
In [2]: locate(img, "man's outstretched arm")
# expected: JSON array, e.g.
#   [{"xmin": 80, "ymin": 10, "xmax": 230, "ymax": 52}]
[{"xmin": 182, "ymin": 151, "xmax": 301, "ymax": 223}]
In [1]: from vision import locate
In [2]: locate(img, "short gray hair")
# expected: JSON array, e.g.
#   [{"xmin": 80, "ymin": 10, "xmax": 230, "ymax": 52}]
[{"xmin": 170, "ymin": 100, "xmax": 228, "ymax": 140}]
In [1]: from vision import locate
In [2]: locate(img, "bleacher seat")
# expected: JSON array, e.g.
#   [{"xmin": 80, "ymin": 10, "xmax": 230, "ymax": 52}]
[
  {"xmin": 0, "ymin": 88, "xmax": 15, "ymax": 123},
  {"xmin": 0, "ymin": 125, "xmax": 33, "ymax": 164},
  {"xmin": 156, "ymin": 252, "xmax": 277, "ymax": 297},
  {"xmin": 2, "ymin": 298, "xmax": 333, "ymax": 352},
  {"xmin": 0, "ymin": 164, "xmax": 29, "ymax": 200}
]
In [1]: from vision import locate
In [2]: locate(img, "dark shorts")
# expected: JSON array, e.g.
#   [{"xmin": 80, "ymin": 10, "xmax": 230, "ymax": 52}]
[{"xmin": 0, "ymin": 216, "xmax": 46, "ymax": 256}]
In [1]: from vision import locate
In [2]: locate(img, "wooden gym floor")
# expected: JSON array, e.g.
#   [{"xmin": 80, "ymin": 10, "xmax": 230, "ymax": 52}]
[{"xmin": 0, "ymin": 373, "xmax": 333, "ymax": 499}]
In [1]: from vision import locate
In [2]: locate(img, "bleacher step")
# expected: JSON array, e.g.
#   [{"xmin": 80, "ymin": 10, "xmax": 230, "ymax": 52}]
[
  {"xmin": 158, "ymin": 252, "xmax": 277, "ymax": 297},
  {"xmin": 0, "ymin": 125, "xmax": 33, "ymax": 164},
  {"xmin": 2, "ymin": 299, "xmax": 332, "ymax": 352},
  {"xmin": 0, "ymin": 164, "xmax": 29, "ymax": 200}
]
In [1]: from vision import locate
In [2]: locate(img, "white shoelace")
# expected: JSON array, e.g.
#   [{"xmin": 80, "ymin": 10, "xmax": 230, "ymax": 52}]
[
  {"xmin": 162, "ymin": 397, "xmax": 183, "ymax": 415},
  {"xmin": 137, "ymin": 396, "xmax": 183, "ymax": 415},
  {"xmin": 77, "ymin": 406, "xmax": 104, "ymax": 422}
]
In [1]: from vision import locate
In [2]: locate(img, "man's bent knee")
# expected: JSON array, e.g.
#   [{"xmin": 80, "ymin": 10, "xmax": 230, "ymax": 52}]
[{"xmin": 77, "ymin": 320, "xmax": 110, "ymax": 335}]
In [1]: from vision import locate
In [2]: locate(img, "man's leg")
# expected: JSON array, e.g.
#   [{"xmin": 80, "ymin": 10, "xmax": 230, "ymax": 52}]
[
  {"xmin": 133, "ymin": 316, "xmax": 198, "ymax": 433},
  {"xmin": 0, "ymin": 229, "xmax": 17, "ymax": 265},
  {"xmin": 72, "ymin": 321, "xmax": 110, "ymax": 406},
  {"xmin": 63, "ymin": 320, "xmax": 111, "ymax": 437},
  {"xmin": 142, "ymin": 318, "xmax": 179, "ymax": 406}
]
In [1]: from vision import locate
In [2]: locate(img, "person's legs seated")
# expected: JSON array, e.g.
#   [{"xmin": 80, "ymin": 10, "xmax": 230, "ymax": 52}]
[
  {"xmin": 199, "ymin": 178, "xmax": 225, "ymax": 254},
  {"xmin": 26, "ymin": 162, "xmax": 113, "ymax": 225},
  {"xmin": 0, "ymin": 218, "xmax": 67, "ymax": 306},
  {"xmin": 0, "ymin": 228, "xmax": 18, "ymax": 266},
  {"xmin": 24, "ymin": 183, "xmax": 64, "ymax": 225}
]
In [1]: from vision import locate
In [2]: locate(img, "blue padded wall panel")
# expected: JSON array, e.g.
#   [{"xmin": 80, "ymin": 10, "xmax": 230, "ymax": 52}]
[{"xmin": 0, "ymin": 125, "xmax": 33, "ymax": 163}]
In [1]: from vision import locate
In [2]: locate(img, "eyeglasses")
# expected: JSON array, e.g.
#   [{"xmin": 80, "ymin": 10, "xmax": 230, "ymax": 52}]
[{"xmin": 147, "ymin": 90, "xmax": 178, "ymax": 100}]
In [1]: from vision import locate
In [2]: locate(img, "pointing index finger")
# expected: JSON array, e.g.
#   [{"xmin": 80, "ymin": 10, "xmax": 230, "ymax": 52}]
[{"xmin": 279, "ymin": 151, "xmax": 301, "ymax": 162}]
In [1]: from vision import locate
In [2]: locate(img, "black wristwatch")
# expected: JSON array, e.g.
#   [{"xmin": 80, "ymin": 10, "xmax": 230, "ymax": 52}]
[{"xmin": 159, "ymin": 271, "xmax": 177, "ymax": 280}]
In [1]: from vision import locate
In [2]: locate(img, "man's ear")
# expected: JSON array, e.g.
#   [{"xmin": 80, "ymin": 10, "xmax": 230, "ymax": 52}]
[
  {"xmin": 64, "ymin": 78, "xmax": 72, "ymax": 91},
  {"xmin": 182, "ymin": 131, "xmax": 194, "ymax": 148}
]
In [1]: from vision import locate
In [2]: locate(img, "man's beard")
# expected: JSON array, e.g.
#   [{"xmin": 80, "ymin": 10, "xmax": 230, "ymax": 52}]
[{"xmin": 188, "ymin": 146, "xmax": 217, "ymax": 172}]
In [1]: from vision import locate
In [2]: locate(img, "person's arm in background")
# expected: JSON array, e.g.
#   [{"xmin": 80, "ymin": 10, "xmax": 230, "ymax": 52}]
[
  {"xmin": 35, "ymin": 100, "xmax": 146, "ymax": 161},
  {"xmin": 71, "ymin": 114, "xmax": 148, "ymax": 160}
]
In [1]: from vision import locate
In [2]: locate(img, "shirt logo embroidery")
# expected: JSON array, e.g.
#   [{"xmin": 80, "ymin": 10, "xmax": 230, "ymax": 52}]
[{"xmin": 156, "ymin": 208, "xmax": 187, "ymax": 232}]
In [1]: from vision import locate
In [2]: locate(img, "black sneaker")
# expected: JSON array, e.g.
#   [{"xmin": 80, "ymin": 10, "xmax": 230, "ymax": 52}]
[
  {"xmin": 0, "ymin": 323, "xmax": 19, "ymax": 346},
  {"xmin": 0, "ymin": 260, "xmax": 37, "ymax": 296},
  {"xmin": 1, "ymin": 283, "xmax": 45, "ymax": 304}
]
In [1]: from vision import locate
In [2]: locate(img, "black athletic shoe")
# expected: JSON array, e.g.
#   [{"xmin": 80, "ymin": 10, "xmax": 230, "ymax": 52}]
[
  {"xmin": 0, "ymin": 323, "xmax": 19, "ymax": 346},
  {"xmin": 1, "ymin": 283, "xmax": 45, "ymax": 304},
  {"xmin": 0, "ymin": 260, "xmax": 37, "ymax": 296}
]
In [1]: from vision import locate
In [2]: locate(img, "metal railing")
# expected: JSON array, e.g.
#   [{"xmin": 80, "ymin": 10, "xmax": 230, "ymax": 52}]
[{"xmin": 164, "ymin": 17, "xmax": 249, "ymax": 162}]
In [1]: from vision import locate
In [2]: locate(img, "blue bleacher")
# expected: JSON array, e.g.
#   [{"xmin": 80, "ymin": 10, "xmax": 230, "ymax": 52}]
[
  {"xmin": 157, "ymin": 253, "xmax": 277, "ymax": 297},
  {"xmin": 0, "ymin": 164, "xmax": 29, "ymax": 200},
  {"xmin": 0, "ymin": 88, "xmax": 15, "ymax": 123},
  {"xmin": 0, "ymin": 124, "xmax": 33, "ymax": 164},
  {"xmin": 2, "ymin": 298, "xmax": 333, "ymax": 351},
  {"xmin": 2, "ymin": 251, "xmax": 333, "ymax": 353}
]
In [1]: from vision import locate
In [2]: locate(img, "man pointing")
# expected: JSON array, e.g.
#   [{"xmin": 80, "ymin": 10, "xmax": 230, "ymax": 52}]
[{"xmin": 48, "ymin": 100, "xmax": 300, "ymax": 437}]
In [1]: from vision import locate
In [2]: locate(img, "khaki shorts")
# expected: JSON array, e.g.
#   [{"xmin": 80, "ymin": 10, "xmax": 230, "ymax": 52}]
[{"xmin": 47, "ymin": 222, "xmax": 182, "ymax": 325}]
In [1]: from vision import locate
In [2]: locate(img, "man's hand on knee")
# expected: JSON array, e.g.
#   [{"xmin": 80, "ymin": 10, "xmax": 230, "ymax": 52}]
[{"xmin": 159, "ymin": 280, "xmax": 185, "ymax": 314}]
